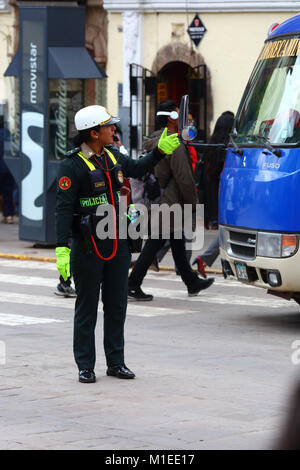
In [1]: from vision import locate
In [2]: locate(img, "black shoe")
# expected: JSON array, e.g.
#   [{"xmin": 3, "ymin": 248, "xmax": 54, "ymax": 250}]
[
  {"xmin": 79, "ymin": 368, "xmax": 96, "ymax": 383},
  {"xmin": 188, "ymin": 277, "xmax": 214, "ymax": 296},
  {"xmin": 106, "ymin": 365, "xmax": 135, "ymax": 379},
  {"xmin": 128, "ymin": 286, "xmax": 153, "ymax": 301}
]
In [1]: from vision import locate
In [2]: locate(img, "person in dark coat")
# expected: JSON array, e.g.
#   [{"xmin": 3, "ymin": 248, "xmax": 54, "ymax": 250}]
[
  {"xmin": 128, "ymin": 100, "xmax": 214, "ymax": 300},
  {"xmin": 192, "ymin": 111, "xmax": 234, "ymax": 277},
  {"xmin": 0, "ymin": 116, "xmax": 15, "ymax": 224},
  {"xmin": 203, "ymin": 111, "xmax": 234, "ymax": 229}
]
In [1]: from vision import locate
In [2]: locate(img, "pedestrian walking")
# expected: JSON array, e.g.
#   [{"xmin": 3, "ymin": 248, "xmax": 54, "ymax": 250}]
[
  {"xmin": 128, "ymin": 100, "xmax": 214, "ymax": 301},
  {"xmin": 55, "ymin": 104, "xmax": 180, "ymax": 383},
  {"xmin": 0, "ymin": 116, "xmax": 15, "ymax": 224},
  {"xmin": 203, "ymin": 111, "xmax": 234, "ymax": 229},
  {"xmin": 192, "ymin": 236, "xmax": 220, "ymax": 278}
]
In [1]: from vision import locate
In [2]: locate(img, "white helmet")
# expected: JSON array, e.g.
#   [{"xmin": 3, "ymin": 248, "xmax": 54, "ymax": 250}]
[{"xmin": 74, "ymin": 105, "xmax": 120, "ymax": 131}]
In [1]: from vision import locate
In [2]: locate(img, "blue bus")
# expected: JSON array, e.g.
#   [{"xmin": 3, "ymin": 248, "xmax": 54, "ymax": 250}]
[{"xmin": 218, "ymin": 14, "xmax": 300, "ymax": 305}]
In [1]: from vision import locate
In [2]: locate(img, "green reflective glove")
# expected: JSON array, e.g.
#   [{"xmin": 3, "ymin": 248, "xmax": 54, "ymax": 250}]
[
  {"xmin": 158, "ymin": 127, "xmax": 180, "ymax": 154},
  {"xmin": 56, "ymin": 247, "xmax": 71, "ymax": 282}
]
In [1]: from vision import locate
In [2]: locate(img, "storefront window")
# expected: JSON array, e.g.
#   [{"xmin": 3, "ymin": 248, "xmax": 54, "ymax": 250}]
[
  {"xmin": 49, "ymin": 78, "xmax": 107, "ymax": 160},
  {"xmin": 49, "ymin": 79, "xmax": 83, "ymax": 160}
]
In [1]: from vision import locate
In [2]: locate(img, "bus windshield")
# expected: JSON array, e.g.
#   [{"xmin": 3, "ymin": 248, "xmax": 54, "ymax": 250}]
[{"xmin": 234, "ymin": 36, "xmax": 300, "ymax": 146}]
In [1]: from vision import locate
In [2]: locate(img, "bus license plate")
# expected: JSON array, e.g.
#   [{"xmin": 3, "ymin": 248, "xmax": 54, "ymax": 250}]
[{"xmin": 235, "ymin": 262, "xmax": 248, "ymax": 281}]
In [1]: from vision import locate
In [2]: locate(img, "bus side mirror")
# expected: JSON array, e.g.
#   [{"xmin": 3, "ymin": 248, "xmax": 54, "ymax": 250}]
[
  {"xmin": 181, "ymin": 126, "xmax": 198, "ymax": 141},
  {"xmin": 179, "ymin": 94, "xmax": 198, "ymax": 142}
]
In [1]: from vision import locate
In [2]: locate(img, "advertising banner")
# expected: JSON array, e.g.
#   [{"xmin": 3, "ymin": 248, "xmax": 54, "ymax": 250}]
[{"xmin": 21, "ymin": 19, "xmax": 45, "ymax": 234}]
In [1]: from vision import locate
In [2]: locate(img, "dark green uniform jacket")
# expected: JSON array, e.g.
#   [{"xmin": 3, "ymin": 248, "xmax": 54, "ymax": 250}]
[{"xmin": 56, "ymin": 144, "xmax": 163, "ymax": 247}]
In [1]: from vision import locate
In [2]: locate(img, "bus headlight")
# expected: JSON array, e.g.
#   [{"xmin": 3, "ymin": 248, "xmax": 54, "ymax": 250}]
[
  {"xmin": 257, "ymin": 233, "xmax": 298, "ymax": 258},
  {"xmin": 257, "ymin": 232, "xmax": 281, "ymax": 257}
]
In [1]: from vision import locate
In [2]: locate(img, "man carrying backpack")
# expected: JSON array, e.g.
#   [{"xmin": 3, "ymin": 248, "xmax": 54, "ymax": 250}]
[{"xmin": 128, "ymin": 100, "xmax": 214, "ymax": 300}]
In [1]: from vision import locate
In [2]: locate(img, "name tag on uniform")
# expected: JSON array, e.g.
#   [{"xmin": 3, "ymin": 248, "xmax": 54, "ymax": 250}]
[
  {"xmin": 89, "ymin": 169, "xmax": 107, "ymax": 194},
  {"xmin": 95, "ymin": 181, "xmax": 106, "ymax": 188}
]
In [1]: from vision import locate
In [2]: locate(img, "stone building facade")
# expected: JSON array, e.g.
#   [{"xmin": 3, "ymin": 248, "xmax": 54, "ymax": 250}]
[{"xmin": 103, "ymin": 0, "xmax": 300, "ymax": 147}]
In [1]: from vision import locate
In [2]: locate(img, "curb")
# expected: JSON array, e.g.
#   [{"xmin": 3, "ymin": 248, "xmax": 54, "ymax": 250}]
[{"xmin": 0, "ymin": 252, "xmax": 223, "ymax": 275}]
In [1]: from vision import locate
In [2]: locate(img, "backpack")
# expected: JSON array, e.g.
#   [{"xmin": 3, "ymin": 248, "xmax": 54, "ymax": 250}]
[
  {"xmin": 130, "ymin": 171, "xmax": 162, "ymax": 209},
  {"xmin": 143, "ymin": 172, "xmax": 161, "ymax": 202}
]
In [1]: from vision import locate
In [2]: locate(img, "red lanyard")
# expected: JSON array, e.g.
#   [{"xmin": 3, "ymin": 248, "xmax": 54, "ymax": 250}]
[{"xmin": 90, "ymin": 152, "xmax": 118, "ymax": 261}]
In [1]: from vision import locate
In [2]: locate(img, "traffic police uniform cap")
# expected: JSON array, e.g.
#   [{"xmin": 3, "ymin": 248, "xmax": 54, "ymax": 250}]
[{"xmin": 75, "ymin": 105, "xmax": 120, "ymax": 131}]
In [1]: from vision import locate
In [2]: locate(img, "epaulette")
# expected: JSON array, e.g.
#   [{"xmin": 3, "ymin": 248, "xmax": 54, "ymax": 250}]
[{"xmin": 65, "ymin": 147, "xmax": 80, "ymax": 158}]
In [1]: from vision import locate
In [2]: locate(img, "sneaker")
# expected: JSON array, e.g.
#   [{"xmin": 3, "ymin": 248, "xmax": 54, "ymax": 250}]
[
  {"xmin": 188, "ymin": 277, "xmax": 214, "ymax": 296},
  {"xmin": 6, "ymin": 216, "xmax": 14, "ymax": 224},
  {"xmin": 54, "ymin": 283, "xmax": 77, "ymax": 298},
  {"xmin": 128, "ymin": 286, "xmax": 153, "ymax": 301},
  {"xmin": 192, "ymin": 256, "xmax": 207, "ymax": 278}
]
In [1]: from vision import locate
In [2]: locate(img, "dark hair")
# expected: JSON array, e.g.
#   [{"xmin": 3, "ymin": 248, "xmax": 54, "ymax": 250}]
[
  {"xmin": 204, "ymin": 113, "xmax": 235, "ymax": 181},
  {"xmin": 73, "ymin": 125, "xmax": 100, "ymax": 147},
  {"xmin": 156, "ymin": 100, "xmax": 177, "ymax": 129},
  {"xmin": 221, "ymin": 110, "xmax": 234, "ymax": 118}
]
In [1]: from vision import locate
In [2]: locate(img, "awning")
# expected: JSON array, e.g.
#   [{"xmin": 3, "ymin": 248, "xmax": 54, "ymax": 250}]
[
  {"xmin": 48, "ymin": 47, "xmax": 106, "ymax": 79},
  {"xmin": 4, "ymin": 49, "xmax": 21, "ymax": 77},
  {"xmin": 4, "ymin": 47, "xmax": 106, "ymax": 79}
]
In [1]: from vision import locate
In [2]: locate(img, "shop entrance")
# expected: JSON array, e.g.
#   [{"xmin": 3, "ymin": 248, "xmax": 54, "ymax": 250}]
[
  {"xmin": 129, "ymin": 60, "xmax": 208, "ymax": 155},
  {"xmin": 157, "ymin": 61, "xmax": 207, "ymax": 141}
]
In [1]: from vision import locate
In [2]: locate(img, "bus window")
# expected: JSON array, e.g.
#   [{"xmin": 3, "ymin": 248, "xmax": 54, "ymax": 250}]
[{"xmin": 234, "ymin": 37, "xmax": 300, "ymax": 146}]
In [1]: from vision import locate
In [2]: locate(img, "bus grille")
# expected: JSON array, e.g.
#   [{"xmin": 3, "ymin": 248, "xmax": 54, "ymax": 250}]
[{"xmin": 227, "ymin": 229, "xmax": 257, "ymax": 260}]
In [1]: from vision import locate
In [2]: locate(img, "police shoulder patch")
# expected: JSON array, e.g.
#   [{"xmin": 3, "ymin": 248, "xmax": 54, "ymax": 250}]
[
  {"xmin": 59, "ymin": 176, "xmax": 72, "ymax": 190},
  {"xmin": 65, "ymin": 147, "xmax": 80, "ymax": 158}
]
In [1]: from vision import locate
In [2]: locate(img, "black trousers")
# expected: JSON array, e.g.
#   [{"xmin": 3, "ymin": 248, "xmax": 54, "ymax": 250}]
[
  {"xmin": 0, "ymin": 173, "xmax": 15, "ymax": 217},
  {"xmin": 71, "ymin": 237, "xmax": 131, "ymax": 370},
  {"xmin": 129, "ymin": 234, "xmax": 199, "ymax": 289}
]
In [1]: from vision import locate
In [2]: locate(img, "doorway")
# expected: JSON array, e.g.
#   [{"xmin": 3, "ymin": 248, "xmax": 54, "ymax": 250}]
[
  {"xmin": 157, "ymin": 60, "xmax": 207, "ymax": 141},
  {"xmin": 129, "ymin": 60, "xmax": 208, "ymax": 154}
]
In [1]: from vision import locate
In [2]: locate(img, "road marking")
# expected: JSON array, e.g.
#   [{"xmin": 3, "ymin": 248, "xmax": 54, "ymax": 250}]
[
  {"xmin": 0, "ymin": 259, "xmax": 57, "ymax": 271},
  {"xmin": 144, "ymin": 272, "xmax": 255, "ymax": 289},
  {"xmin": 0, "ymin": 269, "xmax": 257, "ymax": 292},
  {"xmin": 0, "ymin": 291, "xmax": 75, "ymax": 309},
  {"xmin": 0, "ymin": 259, "xmax": 266, "ymax": 292},
  {"xmin": 127, "ymin": 303, "xmax": 186, "ymax": 317},
  {"xmin": 0, "ymin": 284, "xmax": 293, "ymax": 317},
  {"xmin": 0, "ymin": 291, "xmax": 186, "ymax": 318},
  {"xmin": 0, "ymin": 273, "xmax": 57, "ymax": 287},
  {"xmin": 0, "ymin": 267, "xmax": 295, "ymax": 316},
  {"xmin": 0, "ymin": 313, "xmax": 65, "ymax": 326},
  {"xmin": 142, "ymin": 287, "xmax": 292, "ymax": 309}
]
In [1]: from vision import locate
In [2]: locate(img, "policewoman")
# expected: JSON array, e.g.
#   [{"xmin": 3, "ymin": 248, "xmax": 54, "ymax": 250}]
[{"xmin": 56, "ymin": 105, "xmax": 180, "ymax": 383}]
